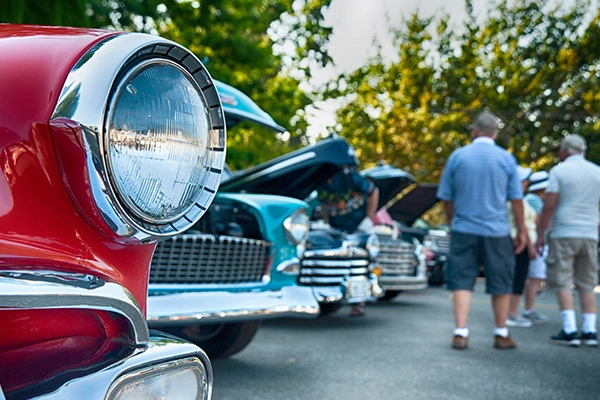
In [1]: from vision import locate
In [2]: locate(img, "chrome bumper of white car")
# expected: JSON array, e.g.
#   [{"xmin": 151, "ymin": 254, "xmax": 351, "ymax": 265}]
[
  {"xmin": 147, "ymin": 286, "xmax": 320, "ymax": 327},
  {"xmin": 378, "ymin": 275, "xmax": 429, "ymax": 291},
  {"xmin": 313, "ymin": 273, "xmax": 383, "ymax": 304}
]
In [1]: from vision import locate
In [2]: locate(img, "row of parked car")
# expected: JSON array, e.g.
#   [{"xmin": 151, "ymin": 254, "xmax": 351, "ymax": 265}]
[{"xmin": 0, "ymin": 26, "xmax": 448, "ymax": 400}]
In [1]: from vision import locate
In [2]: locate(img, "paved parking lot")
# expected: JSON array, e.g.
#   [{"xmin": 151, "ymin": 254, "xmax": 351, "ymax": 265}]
[{"xmin": 212, "ymin": 282, "xmax": 600, "ymax": 400}]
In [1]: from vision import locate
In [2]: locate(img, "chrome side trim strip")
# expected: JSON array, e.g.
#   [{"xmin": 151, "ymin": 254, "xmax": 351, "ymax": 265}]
[{"xmin": 0, "ymin": 270, "xmax": 149, "ymax": 344}]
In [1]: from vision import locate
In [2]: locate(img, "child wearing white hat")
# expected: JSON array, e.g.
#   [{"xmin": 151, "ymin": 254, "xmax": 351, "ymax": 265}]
[{"xmin": 522, "ymin": 171, "xmax": 550, "ymax": 323}]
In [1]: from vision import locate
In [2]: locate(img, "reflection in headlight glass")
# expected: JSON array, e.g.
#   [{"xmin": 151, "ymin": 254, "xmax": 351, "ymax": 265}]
[
  {"xmin": 284, "ymin": 210, "xmax": 310, "ymax": 245},
  {"xmin": 110, "ymin": 363, "xmax": 205, "ymax": 400},
  {"xmin": 107, "ymin": 62, "xmax": 210, "ymax": 223}
]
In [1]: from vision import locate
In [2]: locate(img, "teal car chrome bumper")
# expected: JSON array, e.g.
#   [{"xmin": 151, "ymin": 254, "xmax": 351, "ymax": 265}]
[{"xmin": 147, "ymin": 285, "xmax": 319, "ymax": 326}]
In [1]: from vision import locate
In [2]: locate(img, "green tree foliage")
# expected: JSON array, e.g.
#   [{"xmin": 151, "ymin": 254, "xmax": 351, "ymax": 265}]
[
  {"xmin": 2, "ymin": 0, "xmax": 333, "ymax": 170},
  {"xmin": 328, "ymin": 0, "xmax": 600, "ymax": 183},
  {"xmin": 0, "ymin": 0, "xmax": 90, "ymax": 26}
]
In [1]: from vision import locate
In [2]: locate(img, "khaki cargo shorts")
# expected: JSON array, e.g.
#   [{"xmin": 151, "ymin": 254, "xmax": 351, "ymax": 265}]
[{"xmin": 546, "ymin": 238, "xmax": 598, "ymax": 292}]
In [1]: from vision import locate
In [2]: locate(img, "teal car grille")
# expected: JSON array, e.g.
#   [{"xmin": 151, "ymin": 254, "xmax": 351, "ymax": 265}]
[{"xmin": 150, "ymin": 233, "xmax": 272, "ymax": 284}]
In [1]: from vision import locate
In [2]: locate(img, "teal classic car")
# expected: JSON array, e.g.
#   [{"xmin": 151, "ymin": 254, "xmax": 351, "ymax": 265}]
[{"xmin": 146, "ymin": 81, "xmax": 319, "ymax": 358}]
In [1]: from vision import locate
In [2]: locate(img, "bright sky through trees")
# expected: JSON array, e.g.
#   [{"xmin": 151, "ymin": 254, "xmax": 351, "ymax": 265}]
[{"xmin": 305, "ymin": 0, "xmax": 597, "ymax": 137}]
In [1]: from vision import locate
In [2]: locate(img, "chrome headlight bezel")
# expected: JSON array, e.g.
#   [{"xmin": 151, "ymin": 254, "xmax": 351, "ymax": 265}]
[
  {"xmin": 284, "ymin": 208, "xmax": 310, "ymax": 245},
  {"xmin": 107, "ymin": 357, "xmax": 209, "ymax": 400},
  {"xmin": 51, "ymin": 33, "xmax": 226, "ymax": 242}
]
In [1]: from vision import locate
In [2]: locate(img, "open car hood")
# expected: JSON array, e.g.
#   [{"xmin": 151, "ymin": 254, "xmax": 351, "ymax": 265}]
[
  {"xmin": 219, "ymin": 137, "xmax": 359, "ymax": 200},
  {"xmin": 215, "ymin": 80, "xmax": 286, "ymax": 132},
  {"xmin": 386, "ymin": 183, "xmax": 440, "ymax": 226},
  {"xmin": 360, "ymin": 162, "xmax": 417, "ymax": 209}
]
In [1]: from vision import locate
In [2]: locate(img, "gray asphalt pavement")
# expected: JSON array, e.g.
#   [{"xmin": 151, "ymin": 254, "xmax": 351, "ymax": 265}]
[{"xmin": 211, "ymin": 282, "xmax": 600, "ymax": 400}]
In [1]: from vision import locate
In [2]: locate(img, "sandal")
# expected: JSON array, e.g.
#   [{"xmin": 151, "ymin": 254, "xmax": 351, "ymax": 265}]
[{"xmin": 349, "ymin": 304, "xmax": 366, "ymax": 317}]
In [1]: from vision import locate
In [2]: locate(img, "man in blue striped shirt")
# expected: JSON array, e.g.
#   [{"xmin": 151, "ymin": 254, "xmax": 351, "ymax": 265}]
[{"xmin": 437, "ymin": 111, "xmax": 528, "ymax": 350}]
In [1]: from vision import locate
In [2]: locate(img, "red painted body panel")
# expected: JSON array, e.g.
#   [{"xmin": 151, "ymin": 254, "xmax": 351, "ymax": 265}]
[
  {"xmin": 0, "ymin": 26, "xmax": 155, "ymax": 312},
  {"xmin": 0, "ymin": 26, "xmax": 159, "ymax": 390},
  {"xmin": 0, "ymin": 309, "xmax": 134, "ymax": 394}
]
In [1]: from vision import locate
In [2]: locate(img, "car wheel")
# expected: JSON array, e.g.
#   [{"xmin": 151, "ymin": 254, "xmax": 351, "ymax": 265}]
[
  {"xmin": 162, "ymin": 321, "xmax": 261, "ymax": 358},
  {"xmin": 318, "ymin": 303, "xmax": 342, "ymax": 316},
  {"xmin": 380, "ymin": 290, "xmax": 402, "ymax": 300}
]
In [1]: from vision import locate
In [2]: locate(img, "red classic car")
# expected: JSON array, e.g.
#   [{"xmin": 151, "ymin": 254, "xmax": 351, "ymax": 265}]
[{"xmin": 0, "ymin": 24, "xmax": 225, "ymax": 399}]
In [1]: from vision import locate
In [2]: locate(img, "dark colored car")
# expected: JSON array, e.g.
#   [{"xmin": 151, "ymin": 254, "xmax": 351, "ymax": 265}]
[
  {"xmin": 0, "ymin": 25, "xmax": 222, "ymax": 399},
  {"xmin": 220, "ymin": 137, "xmax": 383, "ymax": 315}
]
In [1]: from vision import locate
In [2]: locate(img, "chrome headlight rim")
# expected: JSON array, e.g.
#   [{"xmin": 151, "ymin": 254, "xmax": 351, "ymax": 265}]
[
  {"xmin": 106, "ymin": 356, "xmax": 210, "ymax": 400},
  {"xmin": 103, "ymin": 58, "xmax": 210, "ymax": 226},
  {"xmin": 52, "ymin": 33, "xmax": 226, "ymax": 242},
  {"xmin": 283, "ymin": 208, "xmax": 310, "ymax": 245}
]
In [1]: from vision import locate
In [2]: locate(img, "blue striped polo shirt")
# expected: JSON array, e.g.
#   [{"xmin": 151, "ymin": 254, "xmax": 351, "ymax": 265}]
[{"xmin": 437, "ymin": 137, "xmax": 523, "ymax": 237}]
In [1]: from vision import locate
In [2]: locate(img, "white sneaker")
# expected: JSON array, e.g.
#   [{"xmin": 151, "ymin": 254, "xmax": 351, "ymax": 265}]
[
  {"xmin": 506, "ymin": 314, "xmax": 533, "ymax": 328},
  {"xmin": 523, "ymin": 310, "xmax": 549, "ymax": 323}
]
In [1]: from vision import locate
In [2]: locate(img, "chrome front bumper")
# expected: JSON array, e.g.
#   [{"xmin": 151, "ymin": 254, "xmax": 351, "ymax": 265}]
[
  {"xmin": 312, "ymin": 273, "xmax": 383, "ymax": 304},
  {"xmin": 378, "ymin": 275, "xmax": 429, "ymax": 291},
  {"xmin": 0, "ymin": 271, "xmax": 212, "ymax": 400},
  {"xmin": 147, "ymin": 286, "xmax": 320, "ymax": 327}
]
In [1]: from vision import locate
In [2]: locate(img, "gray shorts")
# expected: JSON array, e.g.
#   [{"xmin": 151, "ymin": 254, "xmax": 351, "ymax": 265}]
[
  {"xmin": 445, "ymin": 232, "xmax": 515, "ymax": 295},
  {"xmin": 527, "ymin": 245, "xmax": 548, "ymax": 279},
  {"xmin": 546, "ymin": 238, "xmax": 598, "ymax": 292}
]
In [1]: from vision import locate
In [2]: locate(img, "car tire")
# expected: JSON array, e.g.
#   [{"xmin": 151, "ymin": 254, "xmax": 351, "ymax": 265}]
[
  {"xmin": 380, "ymin": 290, "xmax": 402, "ymax": 300},
  {"xmin": 162, "ymin": 321, "xmax": 261, "ymax": 358},
  {"xmin": 318, "ymin": 303, "xmax": 342, "ymax": 316}
]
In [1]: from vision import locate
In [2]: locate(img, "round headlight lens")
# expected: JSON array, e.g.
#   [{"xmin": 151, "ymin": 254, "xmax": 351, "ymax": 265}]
[
  {"xmin": 106, "ymin": 61, "xmax": 210, "ymax": 223},
  {"xmin": 366, "ymin": 233, "xmax": 380, "ymax": 259},
  {"xmin": 284, "ymin": 209, "xmax": 310, "ymax": 245}
]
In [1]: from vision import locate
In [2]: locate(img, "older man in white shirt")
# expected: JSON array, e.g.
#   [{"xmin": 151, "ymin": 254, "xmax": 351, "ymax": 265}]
[{"xmin": 537, "ymin": 134, "xmax": 600, "ymax": 347}]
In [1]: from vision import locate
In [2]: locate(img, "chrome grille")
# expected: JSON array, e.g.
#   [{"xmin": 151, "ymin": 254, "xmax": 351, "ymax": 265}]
[
  {"xmin": 425, "ymin": 233, "xmax": 451, "ymax": 254},
  {"xmin": 150, "ymin": 233, "xmax": 272, "ymax": 284},
  {"xmin": 299, "ymin": 246, "xmax": 370, "ymax": 286},
  {"xmin": 378, "ymin": 239, "xmax": 418, "ymax": 277}
]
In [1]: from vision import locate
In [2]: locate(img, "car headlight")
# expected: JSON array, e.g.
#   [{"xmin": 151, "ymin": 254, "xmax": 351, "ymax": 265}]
[
  {"xmin": 106, "ymin": 61, "xmax": 212, "ymax": 224},
  {"xmin": 107, "ymin": 357, "xmax": 210, "ymax": 400},
  {"xmin": 284, "ymin": 209, "xmax": 310, "ymax": 245},
  {"xmin": 51, "ymin": 33, "xmax": 226, "ymax": 242},
  {"xmin": 366, "ymin": 233, "xmax": 380, "ymax": 259}
]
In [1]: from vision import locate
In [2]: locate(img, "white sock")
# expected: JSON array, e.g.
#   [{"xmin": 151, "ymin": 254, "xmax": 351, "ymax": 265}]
[
  {"xmin": 454, "ymin": 327, "xmax": 469, "ymax": 338},
  {"xmin": 561, "ymin": 310, "xmax": 577, "ymax": 334},
  {"xmin": 582, "ymin": 313, "xmax": 597, "ymax": 333},
  {"xmin": 494, "ymin": 327, "xmax": 509, "ymax": 338}
]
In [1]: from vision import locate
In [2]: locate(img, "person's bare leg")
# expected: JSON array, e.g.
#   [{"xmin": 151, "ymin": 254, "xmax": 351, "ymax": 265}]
[
  {"xmin": 508, "ymin": 294, "xmax": 520, "ymax": 316},
  {"xmin": 556, "ymin": 289, "xmax": 574, "ymax": 311},
  {"xmin": 492, "ymin": 294, "xmax": 510, "ymax": 328},
  {"xmin": 580, "ymin": 291, "xmax": 597, "ymax": 314},
  {"xmin": 453, "ymin": 290, "xmax": 472, "ymax": 328},
  {"xmin": 524, "ymin": 278, "xmax": 543, "ymax": 311}
]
